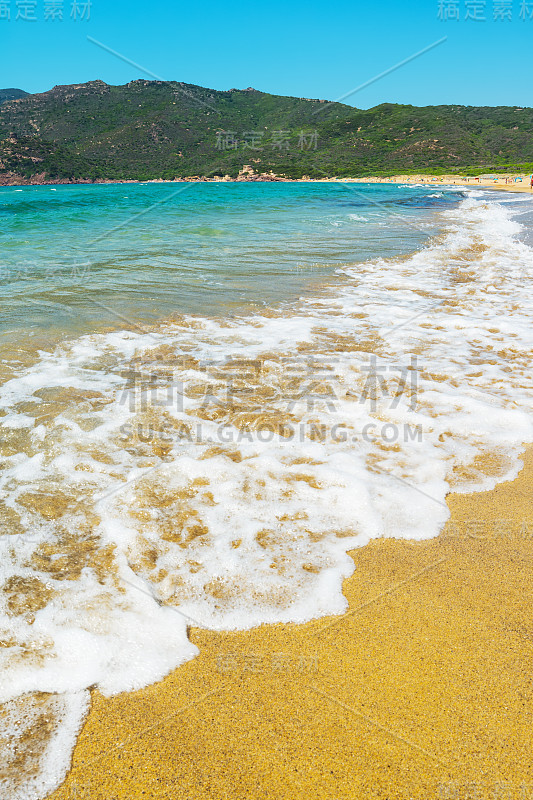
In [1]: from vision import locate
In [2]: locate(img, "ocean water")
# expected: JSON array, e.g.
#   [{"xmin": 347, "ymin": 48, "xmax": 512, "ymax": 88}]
[
  {"xmin": 0, "ymin": 182, "xmax": 457, "ymax": 341},
  {"xmin": 1, "ymin": 182, "xmax": 533, "ymax": 798}
]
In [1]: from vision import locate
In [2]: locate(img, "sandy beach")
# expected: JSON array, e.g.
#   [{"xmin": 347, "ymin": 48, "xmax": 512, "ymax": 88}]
[
  {"xmin": 1, "ymin": 178, "xmax": 529, "ymax": 800},
  {"xmin": 44, "ymin": 443, "xmax": 533, "ymax": 800},
  {"xmin": 355, "ymin": 174, "xmax": 533, "ymax": 194},
  {"xmin": 37, "ymin": 180, "xmax": 533, "ymax": 800}
]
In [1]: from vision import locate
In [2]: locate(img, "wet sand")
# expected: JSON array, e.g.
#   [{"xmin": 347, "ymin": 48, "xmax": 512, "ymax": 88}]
[{"xmin": 46, "ymin": 447, "xmax": 533, "ymax": 800}]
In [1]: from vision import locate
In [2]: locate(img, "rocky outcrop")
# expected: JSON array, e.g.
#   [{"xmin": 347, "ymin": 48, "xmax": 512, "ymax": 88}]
[
  {"xmin": 2, "ymin": 81, "xmax": 110, "ymax": 109},
  {"xmin": 0, "ymin": 172, "xmax": 100, "ymax": 186},
  {"xmin": 236, "ymin": 165, "xmax": 288, "ymax": 181}
]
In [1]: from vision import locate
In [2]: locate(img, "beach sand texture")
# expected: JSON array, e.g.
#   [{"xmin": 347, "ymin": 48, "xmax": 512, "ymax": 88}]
[
  {"xmin": 46, "ymin": 446, "xmax": 533, "ymax": 800},
  {"xmin": 356, "ymin": 175, "xmax": 533, "ymax": 194}
]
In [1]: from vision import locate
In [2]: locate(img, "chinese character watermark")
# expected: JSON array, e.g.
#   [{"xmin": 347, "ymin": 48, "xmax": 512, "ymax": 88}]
[
  {"xmin": 215, "ymin": 129, "xmax": 319, "ymax": 151},
  {"xmin": 438, "ymin": 0, "xmax": 533, "ymax": 18},
  {"xmin": 216, "ymin": 651, "xmax": 319, "ymax": 674},
  {"xmin": 437, "ymin": 783, "xmax": 533, "ymax": 799},
  {"xmin": 0, "ymin": 0, "xmax": 91, "ymax": 19}
]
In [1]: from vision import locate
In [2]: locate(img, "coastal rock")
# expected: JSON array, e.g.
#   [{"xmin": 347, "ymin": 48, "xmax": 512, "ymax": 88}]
[{"xmin": 236, "ymin": 165, "xmax": 287, "ymax": 182}]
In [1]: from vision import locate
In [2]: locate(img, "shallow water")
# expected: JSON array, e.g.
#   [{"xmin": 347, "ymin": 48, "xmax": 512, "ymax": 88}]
[
  {"xmin": 0, "ymin": 182, "xmax": 457, "ymax": 340},
  {"xmin": 1, "ymin": 183, "xmax": 532, "ymax": 799}
]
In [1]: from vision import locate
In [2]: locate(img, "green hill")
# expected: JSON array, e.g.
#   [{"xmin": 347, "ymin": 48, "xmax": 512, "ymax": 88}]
[
  {"xmin": 1, "ymin": 80, "xmax": 532, "ymax": 182},
  {"xmin": 0, "ymin": 88, "xmax": 28, "ymax": 105}
]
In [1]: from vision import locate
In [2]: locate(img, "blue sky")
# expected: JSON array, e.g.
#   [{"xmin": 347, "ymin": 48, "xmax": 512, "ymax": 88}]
[{"xmin": 2, "ymin": 0, "xmax": 533, "ymax": 108}]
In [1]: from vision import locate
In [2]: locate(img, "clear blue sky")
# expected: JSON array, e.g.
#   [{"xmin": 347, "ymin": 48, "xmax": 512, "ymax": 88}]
[{"xmin": 2, "ymin": 0, "xmax": 532, "ymax": 108}]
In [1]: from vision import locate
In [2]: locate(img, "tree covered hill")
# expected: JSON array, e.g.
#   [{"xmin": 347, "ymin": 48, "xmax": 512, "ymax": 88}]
[
  {"xmin": 0, "ymin": 80, "xmax": 532, "ymax": 182},
  {"xmin": 0, "ymin": 89, "xmax": 28, "ymax": 104}
]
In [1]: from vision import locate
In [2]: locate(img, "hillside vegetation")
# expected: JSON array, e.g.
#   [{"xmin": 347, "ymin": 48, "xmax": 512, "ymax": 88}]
[
  {"xmin": 0, "ymin": 80, "xmax": 532, "ymax": 182},
  {"xmin": 0, "ymin": 88, "xmax": 28, "ymax": 104}
]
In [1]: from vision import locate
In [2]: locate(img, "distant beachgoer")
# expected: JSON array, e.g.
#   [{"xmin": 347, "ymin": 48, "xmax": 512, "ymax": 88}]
[{"xmin": 530, "ymin": 175, "xmax": 533, "ymax": 190}]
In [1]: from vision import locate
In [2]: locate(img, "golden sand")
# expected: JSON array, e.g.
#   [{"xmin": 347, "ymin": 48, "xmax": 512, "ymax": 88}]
[
  {"xmin": 47, "ymin": 449, "xmax": 533, "ymax": 800},
  {"xmin": 356, "ymin": 174, "xmax": 533, "ymax": 194}
]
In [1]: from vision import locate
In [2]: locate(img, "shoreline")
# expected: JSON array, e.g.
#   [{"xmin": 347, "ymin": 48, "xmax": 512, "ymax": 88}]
[
  {"xmin": 47, "ymin": 447, "xmax": 533, "ymax": 800},
  {"xmin": 356, "ymin": 173, "xmax": 533, "ymax": 194},
  {"xmin": 2, "ymin": 173, "xmax": 532, "ymax": 193}
]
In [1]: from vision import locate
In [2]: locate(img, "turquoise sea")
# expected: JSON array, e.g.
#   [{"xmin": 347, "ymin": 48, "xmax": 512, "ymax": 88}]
[{"xmin": 0, "ymin": 181, "xmax": 461, "ymax": 342}]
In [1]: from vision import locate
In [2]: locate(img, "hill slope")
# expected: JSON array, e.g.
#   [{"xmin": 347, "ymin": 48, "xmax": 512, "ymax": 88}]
[
  {"xmin": 0, "ymin": 88, "xmax": 28, "ymax": 105},
  {"xmin": 0, "ymin": 80, "xmax": 532, "ymax": 182}
]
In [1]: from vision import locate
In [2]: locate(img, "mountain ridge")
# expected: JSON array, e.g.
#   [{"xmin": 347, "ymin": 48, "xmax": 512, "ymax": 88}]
[
  {"xmin": 1, "ymin": 80, "xmax": 532, "ymax": 183},
  {"xmin": 0, "ymin": 88, "xmax": 29, "ymax": 104}
]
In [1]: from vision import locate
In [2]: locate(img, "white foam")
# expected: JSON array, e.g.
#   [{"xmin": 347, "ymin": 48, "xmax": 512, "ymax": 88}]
[{"xmin": 0, "ymin": 691, "xmax": 89, "ymax": 800}]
